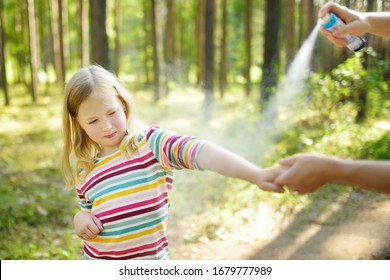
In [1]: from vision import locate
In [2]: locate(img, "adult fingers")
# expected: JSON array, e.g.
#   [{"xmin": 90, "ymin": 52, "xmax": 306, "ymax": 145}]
[
  {"xmin": 319, "ymin": 1, "xmax": 347, "ymax": 21},
  {"xmin": 278, "ymin": 155, "xmax": 298, "ymax": 167}
]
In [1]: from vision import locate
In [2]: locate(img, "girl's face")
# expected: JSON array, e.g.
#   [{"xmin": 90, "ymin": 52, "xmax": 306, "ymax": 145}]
[{"xmin": 77, "ymin": 93, "xmax": 128, "ymax": 157}]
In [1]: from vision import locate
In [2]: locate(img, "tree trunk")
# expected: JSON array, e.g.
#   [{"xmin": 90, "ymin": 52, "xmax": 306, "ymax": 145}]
[
  {"xmin": 114, "ymin": 0, "xmax": 121, "ymax": 74},
  {"xmin": 151, "ymin": 0, "xmax": 161, "ymax": 101},
  {"xmin": 90, "ymin": 0, "xmax": 109, "ymax": 68},
  {"xmin": 285, "ymin": 0, "xmax": 295, "ymax": 67},
  {"xmin": 196, "ymin": 0, "xmax": 205, "ymax": 87},
  {"xmin": 0, "ymin": 0, "xmax": 9, "ymax": 105},
  {"xmin": 204, "ymin": 0, "xmax": 214, "ymax": 118},
  {"xmin": 306, "ymin": 0, "xmax": 315, "ymax": 38},
  {"xmin": 298, "ymin": 0, "xmax": 305, "ymax": 46},
  {"xmin": 260, "ymin": 0, "xmax": 280, "ymax": 106},
  {"xmin": 356, "ymin": 0, "xmax": 375, "ymax": 123},
  {"xmin": 143, "ymin": 0, "xmax": 152, "ymax": 84},
  {"xmin": 38, "ymin": 0, "xmax": 50, "ymax": 74},
  {"xmin": 61, "ymin": 0, "xmax": 69, "ymax": 74},
  {"xmin": 165, "ymin": 0, "xmax": 176, "ymax": 86},
  {"xmin": 27, "ymin": 0, "xmax": 39, "ymax": 102},
  {"xmin": 15, "ymin": 2, "xmax": 29, "ymax": 85},
  {"xmin": 244, "ymin": 0, "xmax": 252, "ymax": 96},
  {"xmin": 77, "ymin": 0, "xmax": 89, "ymax": 67},
  {"xmin": 51, "ymin": 0, "xmax": 65, "ymax": 85},
  {"xmin": 219, "ymin": 0, "xmax": 227, "ymax": 98}
]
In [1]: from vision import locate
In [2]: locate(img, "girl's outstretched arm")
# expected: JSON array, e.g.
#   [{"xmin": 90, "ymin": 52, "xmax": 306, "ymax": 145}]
[{"xmin": 196, "ymin": 142, "xmax": 284, "ymax": 193}]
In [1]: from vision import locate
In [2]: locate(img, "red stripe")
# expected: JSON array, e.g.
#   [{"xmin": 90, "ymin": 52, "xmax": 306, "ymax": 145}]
[
  {"xmin": 79, "ymin": 152, "xmax": 157, "ymax": 195},
  {"xmin": 84, "ymin": 238, "xmax": 169, "ymax": 260},
  {"xmin": 98, "ymin": 197, "xmax": 168, "ymax": 224},
  {"xmin": 96, "ymin": 192, "xmax": 168, "ymax": 219}
]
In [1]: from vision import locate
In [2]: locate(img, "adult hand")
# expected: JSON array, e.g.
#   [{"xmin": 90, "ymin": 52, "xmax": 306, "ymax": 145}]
[
  {"xmin": 275, "ymin": 154, "xmax": 335, "ymax": 194},
  {"xmin": 319, "ymin": 2, "xmax": 369, "ymax": 47}
]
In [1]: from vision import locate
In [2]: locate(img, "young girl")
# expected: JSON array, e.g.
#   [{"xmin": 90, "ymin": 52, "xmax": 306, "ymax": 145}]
[{"xmin": 61, "ymin": 65, "xmax": 284, "ymax": 260}]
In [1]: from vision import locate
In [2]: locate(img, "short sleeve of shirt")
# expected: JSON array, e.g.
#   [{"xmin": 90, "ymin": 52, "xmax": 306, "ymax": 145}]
[
  {"xmin": 75, "ymin": 183, "xmax": 92, "ymax": 211},
  {"xmin": 145, "ymin": 126, "xmax": 207, "ymax": 171},
  {"xmin": 77, "ymin": 194, "xmax": 92, "ymax": 212}
]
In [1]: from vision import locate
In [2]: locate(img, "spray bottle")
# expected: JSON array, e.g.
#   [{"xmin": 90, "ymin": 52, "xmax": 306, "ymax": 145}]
[{"xmin": 320, "ymin": 12, "xmax": 366, "ymax": 51}]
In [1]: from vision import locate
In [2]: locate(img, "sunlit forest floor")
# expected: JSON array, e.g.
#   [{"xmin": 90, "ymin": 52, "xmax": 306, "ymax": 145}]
[{"xmin": 1, "ymin": 84, "xmax": 390, "ymax": 259}]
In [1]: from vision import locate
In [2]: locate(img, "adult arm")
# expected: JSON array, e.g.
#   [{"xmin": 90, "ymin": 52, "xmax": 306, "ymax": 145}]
[
  {"xmin": 275, "ymin": 154, "xmax": 390, "ymax": 194},
  {"xmin": 319, "ymin": 2, "xmax": 390, "ymax": 47}
]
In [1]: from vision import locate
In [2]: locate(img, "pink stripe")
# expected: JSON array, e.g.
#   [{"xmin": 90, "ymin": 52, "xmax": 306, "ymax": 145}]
[
  {"xmin": 95, "ymin": 192, "xmax": 168, "ymax": 218},
  {"xmin": 78, "ymin": 151, "xmax": 154, "ymax": 195},
  {"xmin": 85, "ymin": 236, "xmax": 168, "ymax": 257},
  {"xmin": 176, "ymin": 136, "xmax": 191, "ymax": 167},
  {"xmin": 188, "ymin": 142, "xmax": 200, "ymax": 167}
]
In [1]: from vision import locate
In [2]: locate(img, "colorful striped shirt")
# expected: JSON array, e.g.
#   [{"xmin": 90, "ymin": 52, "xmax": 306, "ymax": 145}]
[{"xmin": 76, "ymin": 126, "xmax": 206, "ymax": 260}]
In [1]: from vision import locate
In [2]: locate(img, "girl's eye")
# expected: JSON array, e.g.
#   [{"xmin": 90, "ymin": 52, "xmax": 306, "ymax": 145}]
[
  {"xmin": 89, "ymin": 119, "xmax": 97, "ymax": 124},
  {"xmin": 109, "ymin": 110, "xmax": 117, "ymax": 115}
]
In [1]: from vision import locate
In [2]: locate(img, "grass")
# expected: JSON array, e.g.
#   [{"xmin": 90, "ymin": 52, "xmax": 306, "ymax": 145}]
[
  {"xmin": 1, "ymin": 82, "xmax": 389, "ymax": 259},
  {"xmin": 0, "ymin": 87, "xmax": 80, "ymax": 259}
]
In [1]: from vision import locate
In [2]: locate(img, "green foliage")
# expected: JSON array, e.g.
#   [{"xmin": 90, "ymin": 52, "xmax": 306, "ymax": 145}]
[
  {"xmin": 307, "ymin": 52, "xmax": 390, "ymax": 124},
  {"xmin": 1, "ymin": 56, "xmax": 390, "ymax": 258},
  {"xmin": 362, "ymin": 131, "xmax": 390, "ymax": 160},
  {"xmin": 0, "ymin": 88, "xmax": 82, "ymax": 259}
]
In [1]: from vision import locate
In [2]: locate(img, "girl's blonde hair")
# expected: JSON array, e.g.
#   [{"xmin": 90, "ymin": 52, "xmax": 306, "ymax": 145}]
[{"xmin": 60, "ymin": 65, "xmax": 143, "ymax": 188}]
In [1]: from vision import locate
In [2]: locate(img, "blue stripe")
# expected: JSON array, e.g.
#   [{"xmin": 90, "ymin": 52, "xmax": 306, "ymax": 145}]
[
  {"xmin": 322, "ymin": 13, "xmax": 338, "ymax": 29},
  {"xmin": 90, "ymin": 170, "xmax": 167, "ymax": 201},
  {"xmin": 98, "ymin": 213, "xmax": 168, "ymax": 236}
]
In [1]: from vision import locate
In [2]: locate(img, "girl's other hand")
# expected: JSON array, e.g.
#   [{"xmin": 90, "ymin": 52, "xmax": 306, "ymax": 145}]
[
  {"xmin": 255, "ymin": 166, "xmax": 285, "ymax": 193},
  {"xmin": 73, "ymin": 211, "xmax": 103, "ymax": 241}
]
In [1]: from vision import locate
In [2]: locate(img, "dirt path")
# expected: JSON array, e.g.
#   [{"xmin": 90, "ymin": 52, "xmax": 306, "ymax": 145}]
[{"xmin": 169, "ymin": 191, "xmax": 390, "ymax": 260}]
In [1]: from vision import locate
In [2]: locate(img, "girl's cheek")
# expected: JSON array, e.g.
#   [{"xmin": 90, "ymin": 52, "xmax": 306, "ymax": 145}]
[{"xmin": 85, "ymin": 127, "xmax": 100, "ymax": 140}]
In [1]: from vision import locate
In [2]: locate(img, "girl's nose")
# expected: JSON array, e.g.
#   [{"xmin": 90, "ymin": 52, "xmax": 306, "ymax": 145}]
[{"xmin": 102, "ymin": 118, "xmax": 113, "ymax": 131}]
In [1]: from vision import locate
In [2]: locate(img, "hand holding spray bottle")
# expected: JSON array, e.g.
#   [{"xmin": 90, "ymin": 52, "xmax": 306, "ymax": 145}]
[{"xmin": 320, "ymin": 12, "xmax": 366, "ymax": 51}]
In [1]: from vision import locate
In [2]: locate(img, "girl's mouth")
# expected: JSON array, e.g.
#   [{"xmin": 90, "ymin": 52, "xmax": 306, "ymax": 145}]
[{"xmin": 104, "ymin": 132, "xmax": 117, "ymax": 139}]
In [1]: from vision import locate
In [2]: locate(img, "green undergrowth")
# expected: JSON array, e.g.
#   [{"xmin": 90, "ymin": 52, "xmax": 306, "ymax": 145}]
[{"xmin": 1, "ymin": 68, "xmax": 389, "ymax": 258}]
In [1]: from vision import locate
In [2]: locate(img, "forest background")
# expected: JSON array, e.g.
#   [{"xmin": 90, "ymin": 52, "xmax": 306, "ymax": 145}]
[{"xmin": 0, "ymin": 0, "xmax": 390, "ymax": 259}]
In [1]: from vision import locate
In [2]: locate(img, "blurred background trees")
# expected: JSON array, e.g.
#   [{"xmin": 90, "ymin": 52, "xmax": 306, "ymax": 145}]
[
  {"xmin": 0, "ymin": 0, "xmax": 388, "ymax": 114},
  {"xmin": 1, "ymin": 0, "xmax": 390, "ymax": 260}
]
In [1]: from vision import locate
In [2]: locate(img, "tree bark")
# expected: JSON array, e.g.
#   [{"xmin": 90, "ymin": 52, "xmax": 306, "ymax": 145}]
[
  {"xmin": 260, "ymin": 0, "xmax": 280, "ymax": 106},
  {"xmin": 114, "ymin": 0, "xmax": 121, "ymax": 74},
  {"xmin": 77, "ymin": 0, "xmax": 89, "ymax": 67},
  {"xmin": 27, "ymin": 0, "xmax": 39, "ymax": 102},
  {"xmin": 204, "ymin": 0, "xmax": 214, "ymax": 118},
  {"xmin": 90, "ymin": 0, "xmax": 109, "ymax": 68},
  {"xmin": 0, "ymin": 0, "xmax": 9, "ymax": 105},
  {"xmin": 244, "ymin": 0, "xmax": 252, "ymax": 96},
  {"xmin": 151, "ymin": 0, "xmax": 161, "ymax": 101},
  {"xmin": 51, "ymin": 0, "xmax": 65, "ymax": 85},
  {"xmin": 196, "ymin": 0, "xmax": 205, "ymax": 87},
  {"xmin": 219, "ymin": 0, "xmax": 227, "ymax": 98}
]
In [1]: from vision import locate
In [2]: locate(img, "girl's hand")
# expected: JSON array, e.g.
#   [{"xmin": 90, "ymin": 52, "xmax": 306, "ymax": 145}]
[
  {"xmin": 255, "ymin": 166, "xmax": 285, "ymax": 193},
  {"xmin": 73, "ymin": 211, "xmax": 103, "ymax": 241}
]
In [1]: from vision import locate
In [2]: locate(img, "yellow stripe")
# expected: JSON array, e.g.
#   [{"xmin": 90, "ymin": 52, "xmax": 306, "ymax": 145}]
[
  {"xmin": 95, "ymin": 151, "xmax": 121, "ymax": 168},
  {"xmin": 93, "ymin": 177, "xmax": 166, "ymax": 207},
  {"xmin": 92, "ymin": 220, "xmax": 168, "ymax": 243},
  {"xmin": 183, "ymin": 142, "xmax": 191, "ymax": 167},
  {"xmin": 138, "ymin": 137, "xmax": 147, "ymax": 147},
  {"xmin": 94, "ymin": 136, "xmax": 148, "ymax": 169}
]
